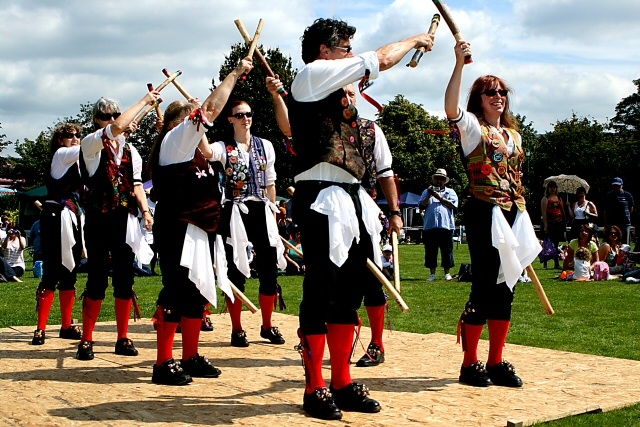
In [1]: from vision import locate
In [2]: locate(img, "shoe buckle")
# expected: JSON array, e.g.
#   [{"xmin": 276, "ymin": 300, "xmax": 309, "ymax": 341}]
[{"xmin": 354, "ymin": 383, "xmax": 370, "ymax": 396}]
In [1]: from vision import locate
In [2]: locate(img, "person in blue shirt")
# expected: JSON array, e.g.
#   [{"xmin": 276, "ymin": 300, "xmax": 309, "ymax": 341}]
[{"xmin": 419, "ymin": 168, "xmax": 458, "ymax": 281}]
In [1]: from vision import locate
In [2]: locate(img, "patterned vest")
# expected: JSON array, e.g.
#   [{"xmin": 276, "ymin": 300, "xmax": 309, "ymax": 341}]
[
  {"xmin": 289, "ymin": 88, "xmax": 366, "ymax": 178},
  {"xmin": 79, "ymin": 131, "xmax": 138, "ymax": 216},
  {"xmin": 152, "ymin": 148, "xmax": 222, "ymax": 233},
  {"xmin": 46, "ymin": 161, "xmax": 83, "ymax": 216},
  {"xmin": 357, "ymin": 118, "xmax": 378, "ymax": 196},
  {"xmin": 223, "ymin": 137, "xmax": 268, "ymax": 201},
  {"xmin": 466, "ymin": 122, "xmax": 526, "ymax": 212}
]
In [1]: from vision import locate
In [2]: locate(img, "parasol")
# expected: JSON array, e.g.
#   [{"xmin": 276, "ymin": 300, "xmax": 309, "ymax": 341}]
[{"xmin": 543, "ymin": 174, "xmax": 590, "ymax": 194}]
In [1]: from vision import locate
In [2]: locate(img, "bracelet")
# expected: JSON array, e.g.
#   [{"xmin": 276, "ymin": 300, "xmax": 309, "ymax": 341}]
[{"xmin": 389, "ymin": 210, "xmax": 402, "ymax": 217}]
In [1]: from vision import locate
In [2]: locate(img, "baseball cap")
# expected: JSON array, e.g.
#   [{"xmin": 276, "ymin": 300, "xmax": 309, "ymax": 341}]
[
  {"xmin": 382, "ymin": 244, "xmax": 392, "ymax": 252},
  {"xmin": 612, "ymin": 177, "xmax": 623, "ymax": 186}
]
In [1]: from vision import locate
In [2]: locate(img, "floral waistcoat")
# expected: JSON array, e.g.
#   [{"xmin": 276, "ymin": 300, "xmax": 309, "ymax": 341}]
[{"xmin": 223, "ymin": 136, "xmax": 268, "ymax": 201}]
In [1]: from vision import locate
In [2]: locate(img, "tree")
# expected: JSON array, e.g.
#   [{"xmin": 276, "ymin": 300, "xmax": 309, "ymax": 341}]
[
  {"xmin": 206, "ymin": 43, "xmax": 297, "ymax": 194},
  {"xmin": 611, "ymin": 78, "xmax": 640, "ymax": 138},
  {"xmin": 9, "ymin": 133, "xmax": 50, "ymax": 189},
  {"xmin": 377, "ymin": 95, "xmax": 467, "ymax": 198}
]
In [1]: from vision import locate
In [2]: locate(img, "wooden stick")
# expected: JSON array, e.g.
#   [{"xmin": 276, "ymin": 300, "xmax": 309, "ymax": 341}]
[
  {"xmin": 130, "ymin": 71, "xmax": 180, "ymax": 124},
  {"xmin": 246, "ymin": 19, "xmax": 264, "ymax": 59},
  {"xmin": 525, "ymin": 265, "xmax": 555, "ymax": 315},
  {"xmin": 234, "ymin": 19, "xmax": 287, "ymax": 96},
  {"xmin": 431, "ymin": 0, "xmax": 472, "ymax": 64},
  {"xmin": 391, "ymin": 230, "xmax": 401, "ymax": 292},
  {"xmin": 147, "ymin": 83, "xmax": 164, "ymax": 122},
  {"xmin": 407, "ymin": 14, "xmax": 440, "ymax": 67},
  {"xmin": 155, "ymin": 70, "xmax": 182, "ymax": 92},
  {"xmin": 280, "ymin": 236, "xmax": 409, "ymax": 312},
  {"xmin": 161, "ymin": 68, "xmax": 194, "ymax": 100},
  {"xmin": 229, "ymin": 283, "xmax": 258, "ymax": 314}
]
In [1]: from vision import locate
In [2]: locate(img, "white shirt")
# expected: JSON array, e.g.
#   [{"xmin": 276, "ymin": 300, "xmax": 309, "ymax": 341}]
[
  {"xmin": 159, "ymin": 116, "xmax": 209, "ymax": 166},
  {"xmin": 452, "ymin": 109, "xmax": 514, "ymax": 157},
  {"xmin": 81, "ymin": 125, "xmax": 143, "ymax": 183},
  {"xmin": 51, "ymin": 146, "xmax": 81, "ymax": 180}
]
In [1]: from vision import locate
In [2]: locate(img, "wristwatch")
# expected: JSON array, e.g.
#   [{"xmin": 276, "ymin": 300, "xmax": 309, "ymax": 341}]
[{"xmin": 389, "ymin": 210, "xmax": 401, "ymax": 217}]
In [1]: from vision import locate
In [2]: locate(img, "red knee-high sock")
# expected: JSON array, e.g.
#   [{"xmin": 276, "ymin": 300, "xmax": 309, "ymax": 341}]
[
  {"xmin": 226, "ymin": 295, "xmax": 243, "ymax": 332},
  {"xmin": 462, "ymin": 323, "xmax": 484, "ymax": 367},
  {"xmin": 326, "ymin": 323, "xmax": 355, "ymax": 390},
  {"xmin": 259, "ymin": 293, "xmax": 275, "ymax": 329},
  {"xmin": 59, "ymin": 290, "xmax": 76, "ymax": 329},
  {"xmin": 300, "ymin": 331, "xmax": 327, "ymax": 394},
  {"xmin": 155, "ymin": 307, "xmax": 178, "ymax": 366},
  {"xmin": 366, "ymin": 305, "xmax": 385, "ymax": 350},
  {"xmin": 36, "ymin": 289, "xmax": 55, "ymax": 330},
  {"xmin": 180, "ymin": 317, "xmax": 202, "ymax": 361},
  {"xmin": 487, "ymin": 319, "xmax": 510, "ymax": 366},
  {"xmin": 81, "ymin": 297, "xmax": 102, "ymax": 342},
  {"xmin": 115, "ymin": 297, "xmax": 132, "ymax": 340}
]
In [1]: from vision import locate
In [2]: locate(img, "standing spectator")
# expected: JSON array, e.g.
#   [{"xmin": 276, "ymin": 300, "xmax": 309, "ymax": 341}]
[
  {"xmin": 604, "ymin": 177, "xmax": 634, "ymax": 245},
  {"xmin": 419, "ymin": 168, "xmax": 458, "ymax": 281},
  {"xmin": 29, "ymin": 217, "xmax": 43, "ymax": 262},
  {"xmin": 2, "ymin": 228, "xmax": 26, "ymax": 277},
  {"xmin": 379, "ymin": 212, "xmax": 389, "ymax": 245},
  {"xmin": 540, "ymin": 181, "xmax": 566, "ymax": 269},
  {"xmin": 568, "ymin": 186, "xmax": 598, "ymax": 241}
]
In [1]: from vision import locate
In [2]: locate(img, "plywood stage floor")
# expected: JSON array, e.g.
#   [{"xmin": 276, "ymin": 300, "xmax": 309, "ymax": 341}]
[{"xmin": 1, "ymin": 312, "xmax": 639, "ymax": 427}]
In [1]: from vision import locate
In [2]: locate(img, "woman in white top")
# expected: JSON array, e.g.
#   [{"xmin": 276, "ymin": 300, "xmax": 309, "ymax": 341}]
[
  {"xmin": 2, "ymin": 228, "xmax": 26, "ymax": 276},
  {"xmin": 568, "ymin": 186, "xmax": 598, "ymax": 241}
]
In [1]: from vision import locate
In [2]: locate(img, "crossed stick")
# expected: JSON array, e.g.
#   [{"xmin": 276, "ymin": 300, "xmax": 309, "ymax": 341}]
[{"xmin": 132, "ymin": 70, "xmax": 182, "ymax": 123}]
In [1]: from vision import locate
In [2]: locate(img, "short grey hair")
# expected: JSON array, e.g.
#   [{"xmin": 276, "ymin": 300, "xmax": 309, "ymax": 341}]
[{"xmin": 92, "ymin": 97, "xmax": 121, "ymax": 117}]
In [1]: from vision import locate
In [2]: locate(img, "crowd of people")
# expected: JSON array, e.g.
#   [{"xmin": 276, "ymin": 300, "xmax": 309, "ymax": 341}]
[{"xmin": 3, "ymin": 14, "xmax": 639, "ymax": 422}]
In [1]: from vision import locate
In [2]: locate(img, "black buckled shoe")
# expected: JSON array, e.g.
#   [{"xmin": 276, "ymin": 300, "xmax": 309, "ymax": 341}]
[
  {"xmin": 231, "ymin": 329, "xmax": 250, "ymax": 347},
  {"xmin": 330, "ymin": 382, "xmax": 381, "ymax": 413},
  {"xmin": 181, "ymin": 354, "xmax": 221, "ymax": 378},
  {"xmin": 76, "ymin": 340, "xmax": 94, "ymax": 360},
  {"xmin": 201, "ymin": 317, "xmax": 214, "ymax": 332},
  {"xmin": 115, "ymin": 338, "xmax": 139, "ymax": 356},
  {"xmin": 355, "ymin": 344, "xmax": 385, "ymax": 367},
  {"xmin": 152, "ymin": 358, "xmax": 192, "ymax": 386},
  {"xmin": 302, "ymin": 387, "xmax": 342, "ymax": 420},
  {"xmin": 486, "ymin": 360, "xmax": 523, "ymax": 387},
  {"xmin": 31, "ymin": 329, "xmax": 45, "ymax": 345},
  {"xmin": 260, "ymin": 326, "xmax": 285, "ymax": 344},
  {"xmin": 459, "ymin": 362, "xmax": 492, "ymax": 387},
  {"xmin": 59, "ymin": 325, "xmax": 82, "ymax": 340}
]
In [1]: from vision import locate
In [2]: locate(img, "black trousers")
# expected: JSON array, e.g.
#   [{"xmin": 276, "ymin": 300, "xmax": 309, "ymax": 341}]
[
  {"xmin": 220, "ymin": 200, "xmax": 278, "ymax": 296},
  {"xmin": 293, "ymin": 182, "xmax": 383, "ymax": 335},
  {"xmin": 39, "ymin": 202, "xmax": 82, "ymax": 291},
  {"xmin": 463, "ymin": 197, "xmax": 517, "ymax": 323},
  {"xmin": 422, "ymin": 228, "xmax": 455, "ymax": 269},
  {"xmin": 83, "ymin": 208, "xmax": 135, "ymax": 300}
]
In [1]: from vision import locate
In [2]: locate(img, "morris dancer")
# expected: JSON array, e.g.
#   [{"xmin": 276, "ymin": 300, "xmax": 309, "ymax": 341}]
[
  {"xmin": 32, "ymin": 123, "xmax": 85, "ymax": 345},
  {"xmin": 146, "ymin": 57, "xmax": 253, "ymax": 385},
  {"xmin": 212, "ymin": 90, "xmax": 287, "ymax": 348},
  {"xmin": 289, "ymin": 18, "xmax": 433, "ymax": 420},
  {"xmin": 77, "ymin": 92, "xmax": 158, "ymax": 360},
  {"xmin": 445, "ymin": 40, "xmax": 540, "ymax": 387}
]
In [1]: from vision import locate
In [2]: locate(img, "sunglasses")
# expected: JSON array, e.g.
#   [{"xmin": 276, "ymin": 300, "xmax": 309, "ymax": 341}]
[
  {"xmin": 62, "ymin": 132, "xmax": 79, "ymax": 139},
  {"xmin": 232, "ymin": 112, "xmax": 253, "ymax": 119},
  {"xmin": 483, "ymin": 89, "xmax": 508, "ymax": 97},
  {"xmin": 95, "ymin": 112, "xmax": 121, "ymax": 121},
  {"xmin": 334, "ymin": 45, "xmax": 353, "ymax": 53}
]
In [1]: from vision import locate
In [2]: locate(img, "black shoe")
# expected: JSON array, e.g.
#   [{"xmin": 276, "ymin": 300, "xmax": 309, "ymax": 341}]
[
  {"xmin": 152, "ymin": 358, "xmax": 192, "ymax": 386},
  {"xmin": 330, "ymin": 382, "xmax": 381, "ymax": 413},
  {"xmin": 355, "ymin": 344, "xmax": 385, "ymax": 367},
  {"xmin": 76, "ymin": 340, "xmax": 94, "ymax": 360},
  {"xmin": 31, "ymin": 329, "xmax": 45, "ymax": 345},
  {"xmin": 231, "ymin": 330, "xmax": 249, "ymax": 347},
  {"xmin": 201, "ymin": 317, "xmax": 214, "ymax": 332},
  {"xmin": 59, "ymin": 325, "xmax": 82, "ymax": 340},
  {"xmin": 115, "ymin": 337, "xmax": 139, "ymax": 356},
  {"xmin": 486, "ymin": 360, "xmax": 523, "ymax": 387},
  {"xmin": 302, "ymin": 388, "xmax": 342, "ymax": 420},
  {"xmin": 181, "ymin": 354, "xmax": 221, "ymax": 378},
  {"xmin": 459, "ymin": 362, "xmax": 492, "ymax": 387},
  {"xmin": 260, "ymin": 326, "xmax": 285, "ymax": 344}
]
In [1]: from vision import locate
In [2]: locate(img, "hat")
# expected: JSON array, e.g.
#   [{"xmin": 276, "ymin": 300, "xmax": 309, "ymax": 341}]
[
  {"xmin": 612, "ymin": 177, "xmax": 623, "ymax": 186},
  {"xmin": 382, "ymin": 244, "xmax": 392, "ymax": 252},
  {"xmin": 432, "ymin": 168, "xmax": 450, "ymax": 184},
  {"xmin": 621, "ymin": 244, "xmax": 630, "ymax": 253}
]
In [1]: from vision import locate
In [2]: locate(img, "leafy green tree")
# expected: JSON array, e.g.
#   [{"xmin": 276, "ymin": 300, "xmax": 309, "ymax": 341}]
[
  {"xmin": 9, "ymin": 133, "xmax": 50, "ymax": 189},
  {"xmin": 377, "ymin": 95, "xmax": 467, "ymax": 198},
  {"xmin": 611, "ymin": 78, "xmax": 640, "ymax": 138},
  {"xmin": 206, "ymin": 43, "xmax": 297, "ymax": 194}
]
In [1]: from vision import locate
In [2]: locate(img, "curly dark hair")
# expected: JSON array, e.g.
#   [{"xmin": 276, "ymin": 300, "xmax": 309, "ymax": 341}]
[
  {"xmin": 50, "ymin": 122, "xmax": 82, "ymax": 156},
  {"xmin": 300, "ymin": 18, "xmax": 356, "ymax": 64}
]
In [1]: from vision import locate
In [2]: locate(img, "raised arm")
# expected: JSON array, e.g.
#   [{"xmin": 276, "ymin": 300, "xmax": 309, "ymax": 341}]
[
  {"xmin": 267, "ymin": 75, "xmax": 291, "ymax": 137},
  {"xmin": 376, "ymin": 33, "xmax": 434, "ymax": 71},
  {"xmin": 201, "ymin": 58, "xmax": 253, "ymax": 123},
  {"xmin": 109, "ymin": 91, "xmax": 159, "ymax": 138},
  {"xmin": 444, "ymin": 40, "xmax": 471, "ymax": 119}
]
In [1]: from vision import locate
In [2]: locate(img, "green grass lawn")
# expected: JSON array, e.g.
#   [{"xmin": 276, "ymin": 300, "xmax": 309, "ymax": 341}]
[{"xmin": 2, "ymin": 243, "xmax": 639, "ymax": 425}]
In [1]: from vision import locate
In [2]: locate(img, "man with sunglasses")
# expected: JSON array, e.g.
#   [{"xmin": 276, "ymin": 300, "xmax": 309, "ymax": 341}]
[
  {"xmin": 77, "ymin": 92, "xmax": 158, "ymax": 361},
  {"xmin": 287, "ymin": 17, "xmax": 434, "ymax": 420},
  {"xmin": 205, "ymin": 95, "xmax": 287, "ymax": 349}
]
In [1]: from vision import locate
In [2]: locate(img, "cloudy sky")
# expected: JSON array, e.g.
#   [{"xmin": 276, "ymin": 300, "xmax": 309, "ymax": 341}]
[{"xmin": 1, "ymin": 0, "xmax": 638, "ymax": 156}]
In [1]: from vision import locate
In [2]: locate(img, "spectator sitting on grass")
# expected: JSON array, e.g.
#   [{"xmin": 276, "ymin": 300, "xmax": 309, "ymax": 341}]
[{"xmin": 381, "ymin": 244, "xmax": 394, "ymax": 280}]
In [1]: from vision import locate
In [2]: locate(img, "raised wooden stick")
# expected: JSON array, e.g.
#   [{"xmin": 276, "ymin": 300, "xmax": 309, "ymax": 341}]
[
  {"xmin": 391, "ymin": 230, "xmax": 401, "ymax": 292},
  {"xmin": 246, "ymin": 19, "xmax": 264, "ymax": 59},
  {"xmin": 280, "ymin": 236, "xmax": 409, "ymax": 312},
  {"xmin": 525, "ymin": 265, "xmax": 555, "ymax": 315},
  {"xmin": 407, "ymin": 14, "xmax": 440, "ymax": 67},
  {"xmin": 147, "ymin": 83, "xmax": 164, "ymax": 122},
  {"xmin": 229, "ymin": 283, "xmax": 258, "ymax": 313},
  {"xmin": 161, "ymin": 68, "xmax": 194, "ymax": 100}
]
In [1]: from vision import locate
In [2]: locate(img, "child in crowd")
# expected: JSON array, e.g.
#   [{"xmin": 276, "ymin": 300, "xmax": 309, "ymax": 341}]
[
  {"xmin": 381, "ymin": 244, "xmax": 394, "ymax": 281},
  {"xmin": 570, "ymin": 247, "xmax": 592, "ymax": 281}
]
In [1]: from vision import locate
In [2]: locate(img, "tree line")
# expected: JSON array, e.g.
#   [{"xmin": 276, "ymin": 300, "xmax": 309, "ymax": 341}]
[{"xmin": 1, "ymin": 43, "xmax": 638, "ymax": 229}]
